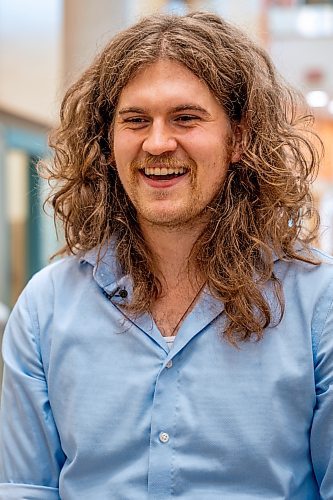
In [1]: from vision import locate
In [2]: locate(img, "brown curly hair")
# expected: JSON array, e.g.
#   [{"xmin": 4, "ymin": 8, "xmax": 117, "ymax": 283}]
[{"xmin": 43, "ymin": 11, "xmax": 322, "ymax": 344}]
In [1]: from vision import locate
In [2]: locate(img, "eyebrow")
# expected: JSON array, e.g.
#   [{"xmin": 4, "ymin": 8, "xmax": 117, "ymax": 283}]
[
  {"xmin": 117, "ymin": 104, "xmax": 212, "ymax": 119},
  {"xmin": 170, "ymin": 104, "xmax": 212, "ymax": 118},
  {"xmin": 118, "ymin": 107, "xmax": 146, "ymax": 115}
]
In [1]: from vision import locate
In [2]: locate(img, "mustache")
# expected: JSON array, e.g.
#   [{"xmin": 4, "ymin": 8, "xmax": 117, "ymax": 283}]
[{"xmin": 130, "ymin": 154, "xmax": 197, "ymax": 171}]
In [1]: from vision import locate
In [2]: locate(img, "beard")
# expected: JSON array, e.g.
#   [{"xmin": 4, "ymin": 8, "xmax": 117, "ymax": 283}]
[{"xmin": 116, "ymin": 153, "xmax": 225, "ymax": 231}]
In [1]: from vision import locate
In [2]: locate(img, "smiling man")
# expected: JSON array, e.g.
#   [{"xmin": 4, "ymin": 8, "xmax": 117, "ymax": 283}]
[
  {"xmin": 1, "ymin": 11, "xmax": 333, "ymax": 500},
  {"xmin": 114, "ymin": 59, "xmax": 239, "ymax": 230}
]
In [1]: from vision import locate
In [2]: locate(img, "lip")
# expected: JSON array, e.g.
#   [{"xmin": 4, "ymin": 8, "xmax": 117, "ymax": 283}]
[{"xmin": 138, "ymin": 170, "xmax": 189, "ymax": 189}]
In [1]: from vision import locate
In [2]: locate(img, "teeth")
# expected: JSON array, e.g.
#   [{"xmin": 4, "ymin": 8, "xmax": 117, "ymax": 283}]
[{"xmin": 143, "ymin": 167, "xmax": 186, "ymax": 176}]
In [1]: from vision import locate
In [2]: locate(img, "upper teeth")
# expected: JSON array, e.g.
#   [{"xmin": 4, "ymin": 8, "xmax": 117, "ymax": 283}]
[{"xmin": 144, "ymin": 167, "xmax": 186, "ymax": 176}]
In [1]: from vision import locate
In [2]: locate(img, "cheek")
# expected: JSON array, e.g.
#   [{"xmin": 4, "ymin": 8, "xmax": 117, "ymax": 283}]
[
  {"xmin": 194, "ymin": 155, "xmax": 229, "ymax": 196},
  {"xmin": 113, "ymin": 135, "xmax": 126, "ymax": 165},
  {"xmin": 114, "ymin": 133, "xmax": 144, "ymax": 174}
]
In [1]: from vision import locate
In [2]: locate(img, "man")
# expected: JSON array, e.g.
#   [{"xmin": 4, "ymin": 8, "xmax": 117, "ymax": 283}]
[{"xmin": 1, "ymin": 11, "xmax": 332, "ymax": 500}]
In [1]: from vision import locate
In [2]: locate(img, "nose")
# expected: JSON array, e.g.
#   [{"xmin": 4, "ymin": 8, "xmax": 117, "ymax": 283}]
[{"xmin": 142, "ymin": 121, "xmax": 177, "ymax": 156}]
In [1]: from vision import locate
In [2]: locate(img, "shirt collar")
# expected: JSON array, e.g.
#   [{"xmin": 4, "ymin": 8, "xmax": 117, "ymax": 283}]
[
  {"xmin": 79, "ymin": 241, "xmax": 133, "ymax": 305},
  {"xmin": 79, "ymin": 239, "xmax": 307, "ymax": 303}
]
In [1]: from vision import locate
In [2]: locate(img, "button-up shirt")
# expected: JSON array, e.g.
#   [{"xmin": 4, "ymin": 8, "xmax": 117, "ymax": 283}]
[{"xmin": 1, "ymin": 246, "xmax": 333, "ymax": 499}]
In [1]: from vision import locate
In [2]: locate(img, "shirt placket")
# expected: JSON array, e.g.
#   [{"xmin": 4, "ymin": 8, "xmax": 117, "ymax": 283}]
[{"xmin": 147, "ymin": 354, "xmax": 179, "ymax": 499}]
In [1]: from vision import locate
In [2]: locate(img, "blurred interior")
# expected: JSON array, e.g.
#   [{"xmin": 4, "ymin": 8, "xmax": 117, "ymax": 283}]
[{"xmin": 0, "ymin": 0, "xmax": 333, "ymax": 317}]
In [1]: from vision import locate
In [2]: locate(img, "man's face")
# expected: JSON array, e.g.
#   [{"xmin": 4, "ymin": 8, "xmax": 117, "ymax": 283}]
[{"xmin": 113, "ymin": 59, "xmax": 241, "ymax": 230}]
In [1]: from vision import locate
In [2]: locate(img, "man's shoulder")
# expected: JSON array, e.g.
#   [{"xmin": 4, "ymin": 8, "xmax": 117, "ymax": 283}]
[
  {"xmin": 277, "ymin": 247, "xmax": 333, "ymax": 274},
  {"xmin": 276, "ymin": 247, "xmax": 333, "ymax": 305},
  {"xmin": 309, "ymin": 247, "xmax": 333, "ymax": 265},
  {"xmin": 23, "ymin": 254, "xmax": 97, "ymax": 304},
  {"xmin": 25, "ymin": 245, "xmax": 121, "ymax": 300},
  {"xmin": 28, "ymin": 255, "xmax": 83, "ymax": 289}
]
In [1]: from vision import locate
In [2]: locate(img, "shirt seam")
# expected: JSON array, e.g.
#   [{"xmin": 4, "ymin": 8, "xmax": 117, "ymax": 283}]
[
  {"xmin": 24, "ymin": 284, "xmax": 45, "ymax": 382},
  {"xmin": 25, "ymin": 285, "xmax": 42, "ymax": 359},
  {"xmin": 312, "ymin": 282, "xmax": 333, "ymax": 364}
]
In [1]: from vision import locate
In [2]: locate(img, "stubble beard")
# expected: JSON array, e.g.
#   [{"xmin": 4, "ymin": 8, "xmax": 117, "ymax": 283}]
[{"xmin": 127, "ymin": 156, "xmax": 211, "ymax": 231}]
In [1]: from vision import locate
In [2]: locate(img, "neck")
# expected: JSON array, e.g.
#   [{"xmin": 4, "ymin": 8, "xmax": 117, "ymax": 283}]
[
  {"xmin": 138, "ymin": 220, "xmax": 207, "ymax": 337},
  {"xmin": 139, "ymin": 220, "xmax": 205, "ymax": 290}
]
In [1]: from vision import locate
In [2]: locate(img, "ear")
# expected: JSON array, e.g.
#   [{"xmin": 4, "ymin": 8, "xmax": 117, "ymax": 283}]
[{"xmin": 230, "ymin": 123, "xmax": 245, "ymax": 163}]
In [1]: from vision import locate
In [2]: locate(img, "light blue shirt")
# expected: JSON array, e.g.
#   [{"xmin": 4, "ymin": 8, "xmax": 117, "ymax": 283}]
[{"xmin": 1, "ymin": 246, "xmax": 333, "ymax": 499}]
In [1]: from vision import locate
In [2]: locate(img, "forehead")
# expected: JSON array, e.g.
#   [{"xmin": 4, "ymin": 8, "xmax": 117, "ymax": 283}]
[
  {"xmin": 116, "ymin": 59, "xmax": 222, "ymax": 111},
  {"xmin": 127, "ymin": 59, "xmax": 200, "ymax": 84}
]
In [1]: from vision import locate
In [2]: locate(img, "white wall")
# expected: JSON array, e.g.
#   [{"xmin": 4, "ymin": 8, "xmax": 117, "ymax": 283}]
[
  {"xmin": 63, "ymin": 0, "xmax": 126, "ymax": 88},
  {"xmin": 63, "ymin": 0, "xmax": 167, "ymax": 87},
  {"xmin": 0, "ymin": 0, "xmax": 63, "ymax": 126},
  {"xmin": 270, "ymin": 38, "xmax": 333, "ymax": 94}
]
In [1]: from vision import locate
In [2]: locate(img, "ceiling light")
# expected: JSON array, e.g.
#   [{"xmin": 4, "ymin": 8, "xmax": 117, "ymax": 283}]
[{"xmin": 306, "ymin": 90, "xmax": 329, "ymax": 108}]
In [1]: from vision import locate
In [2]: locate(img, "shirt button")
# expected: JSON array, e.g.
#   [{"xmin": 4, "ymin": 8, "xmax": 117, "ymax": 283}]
[
  {"xmin": 159, "ymin": 432, "xmax": 170, "ymax": 443},
  {"xmin": 166, "ymin": 360, "xmax": 173, "ymax": 368}
]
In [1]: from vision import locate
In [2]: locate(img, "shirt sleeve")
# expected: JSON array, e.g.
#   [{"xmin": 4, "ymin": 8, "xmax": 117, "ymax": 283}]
[
  {"xmin": 310, "ymin": 290, "xmax": 333, "ymax": 499},
  {"xmin": 0, "ymin": 285, "xmax": 65, "ymax": 499}
]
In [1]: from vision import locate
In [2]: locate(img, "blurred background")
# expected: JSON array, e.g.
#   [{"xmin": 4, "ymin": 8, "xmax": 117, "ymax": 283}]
[{"xmin": 0, "ymin": 0, "xmax": 333, "ymax": 329}]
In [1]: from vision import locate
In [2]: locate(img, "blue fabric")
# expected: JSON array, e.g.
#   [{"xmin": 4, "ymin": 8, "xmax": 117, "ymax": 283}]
[{"xmin": 1, "ymin": 246, "xmax": 333, "ymax": 499}]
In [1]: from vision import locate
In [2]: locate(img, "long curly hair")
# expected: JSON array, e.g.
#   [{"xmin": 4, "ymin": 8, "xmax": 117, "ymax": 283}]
[{"xmin": 43, "ymin": 11, "xmax": 322, "ymax": 344}]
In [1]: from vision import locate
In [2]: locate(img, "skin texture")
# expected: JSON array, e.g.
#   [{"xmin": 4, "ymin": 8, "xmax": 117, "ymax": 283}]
[{"xmin": 113, "ymin": 59, "xmax": 241, "ymax": 233}]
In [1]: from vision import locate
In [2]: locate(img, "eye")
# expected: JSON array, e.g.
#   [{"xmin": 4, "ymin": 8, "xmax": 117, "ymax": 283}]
[
  {"xmin": 174, "ymin": 114, "xmax": 200, "ymax": 124},
  {"xmin": 121, "ymin": 116, "xmax": 149, "ymax": 128},
  {"xmin": 125, "ymin": 117, "xmax": 147, "ymax": 123}
]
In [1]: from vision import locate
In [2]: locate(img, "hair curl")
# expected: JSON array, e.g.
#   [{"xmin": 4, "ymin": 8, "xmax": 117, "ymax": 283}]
[{"xmin": 42, "ymin": 11, "xmax": 322, "ymax": 344}]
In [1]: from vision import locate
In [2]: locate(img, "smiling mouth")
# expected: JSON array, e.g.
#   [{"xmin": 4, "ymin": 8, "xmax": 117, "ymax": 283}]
[{"xmin": 139, "ymin": 166, "xmax": 189, "ymax": 181}]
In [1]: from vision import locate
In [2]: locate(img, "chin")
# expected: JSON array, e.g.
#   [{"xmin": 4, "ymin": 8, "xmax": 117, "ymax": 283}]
[{"xmin": 140, "ymin": 208, "xmax": 205, "ymax": 230}]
